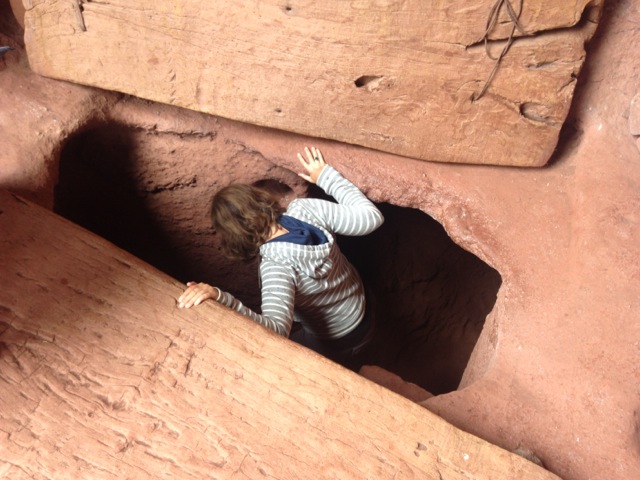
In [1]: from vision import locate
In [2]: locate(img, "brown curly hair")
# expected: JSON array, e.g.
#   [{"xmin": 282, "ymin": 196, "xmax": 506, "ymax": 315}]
[{"xmin": 211, "ymin": 183, "xmax": 285, "ymax": 261}]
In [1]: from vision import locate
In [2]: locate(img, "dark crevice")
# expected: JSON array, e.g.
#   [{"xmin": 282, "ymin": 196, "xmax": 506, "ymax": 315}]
[
  {"xmin": 343, "ymin": 204, "xmax": 501, "ymax": 394},
  {"xmin": 354, "ymin": 75, "xmax": 383, "ymax": 89},
  {"xmin": 519, "ymin": 102, "xmax": 557, "ymax": 126},
  {"xmin": 0, "ymin": 2, "xmax": 24, "ymax": 46}
]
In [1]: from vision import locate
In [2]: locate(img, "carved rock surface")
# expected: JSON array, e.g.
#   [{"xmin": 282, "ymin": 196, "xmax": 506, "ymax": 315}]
[
  {"xmin": 2, "ymin": 1, "xmax": 640, "ymax": 480},
  {"xmin": 0, "ymin": 189, "xmax": 558, "ymax": 480},
  {"xmin": 22, "ymin": 0, "xmax": 601, "ymax": 166},
  {"xmin": 0, "ymin": 25, "xmax": 116, "ymax": 208}
]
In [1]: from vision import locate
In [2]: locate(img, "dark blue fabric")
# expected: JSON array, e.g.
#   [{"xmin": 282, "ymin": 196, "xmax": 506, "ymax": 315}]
[{"xmin": 267, "ymin": 215, "xmax": 328, "ymax": 245}]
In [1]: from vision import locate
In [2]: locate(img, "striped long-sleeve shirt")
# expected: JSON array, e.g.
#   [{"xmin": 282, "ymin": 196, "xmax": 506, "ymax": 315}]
[{"xmin": 216, "ymin": 165, "xmax": 384, "ymax": 339}]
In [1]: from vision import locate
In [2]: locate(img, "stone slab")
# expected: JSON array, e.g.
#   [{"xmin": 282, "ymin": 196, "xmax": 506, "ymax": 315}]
[{"xmin": 22, "ymin": 0, "xmax": 601, "ymax": 166}]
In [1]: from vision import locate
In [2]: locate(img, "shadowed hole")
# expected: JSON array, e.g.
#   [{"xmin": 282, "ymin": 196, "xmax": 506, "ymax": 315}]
[{"xmin": 55, "ymin": 123, "xmax": 501, "ymax": 395}]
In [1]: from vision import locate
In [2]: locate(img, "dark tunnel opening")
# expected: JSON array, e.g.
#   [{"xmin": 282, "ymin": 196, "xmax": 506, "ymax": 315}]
[
  {"xmin": 55, "ymin": 124, "xmax": 502, "ymax": 395},
  {"xmin": 335, "ymin": 203, "xmax": 502, "ymax": 394}
]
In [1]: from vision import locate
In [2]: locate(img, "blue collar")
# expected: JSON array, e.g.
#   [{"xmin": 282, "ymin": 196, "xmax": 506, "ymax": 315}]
[{"xmin": 266, "ymin": 215, "xmax": 328, "ymax": 246}]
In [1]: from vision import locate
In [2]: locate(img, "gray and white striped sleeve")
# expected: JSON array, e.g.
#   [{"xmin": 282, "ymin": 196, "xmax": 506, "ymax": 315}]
[
  {"xmin": 313, "ymin": 165, "xmax": 384, "ymax": 236},
  {"xmin": 216, "ymin": 262, "xmax": 295, "ymax": 337}
]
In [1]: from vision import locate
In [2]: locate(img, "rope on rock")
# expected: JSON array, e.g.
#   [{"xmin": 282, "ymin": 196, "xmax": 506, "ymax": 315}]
[{"xmin": 473, "ymin": 0, "xmax": 527, "ymax": 101}]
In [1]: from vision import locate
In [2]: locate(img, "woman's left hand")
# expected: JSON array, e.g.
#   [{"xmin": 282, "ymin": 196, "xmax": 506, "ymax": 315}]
[
  {"xmin": 177, "ymin": 282, "xmax": 220, "ymax": 308},
  {"xmin": 298, "ymin": 146, "xmax": 327, "ymax": 184}
]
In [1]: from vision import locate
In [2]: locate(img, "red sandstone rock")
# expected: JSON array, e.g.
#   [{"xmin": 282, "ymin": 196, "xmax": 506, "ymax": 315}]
[
  {"xmin": 0, "ymin": 189, "xmax": 557, "ymax": 480},
  {"xmin": 360, "ymin": 365, "xmax": 434, "ymax": 403},
  {"xmin": 22, "ymin": 0, "xmax": 601, "ymax": 167},
  {"xmin": 630, "ymin": 93, "xmax": 640, "ymax": 153},
  {"xmin": 631, "ymin": 94, "xmax": 640, "ymax": 129},
  {"xmin": 8, "ymin": 0, "xmax": 24, "ymax": 27},
  {"xmin": 1, "ymin": 1, "xmax": 640, "ymax": 479},
  {"xmin": 0, "ymin": 30, "xmax": 117, "ymax": 208}
]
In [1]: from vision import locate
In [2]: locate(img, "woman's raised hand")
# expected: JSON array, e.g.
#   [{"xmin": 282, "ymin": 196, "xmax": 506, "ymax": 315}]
[
  {"xmin": 177, "ymin": 281, "xmax": 220, "ymax": 308},
  {"xmin": 298, "ymin": 146, "xmax": 327, "ymax": 184}
]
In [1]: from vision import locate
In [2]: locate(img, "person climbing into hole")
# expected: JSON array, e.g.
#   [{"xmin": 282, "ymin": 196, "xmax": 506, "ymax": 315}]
[{"xmin": 177, "ymin": 146, "xmax": 384, "ymax": 370}]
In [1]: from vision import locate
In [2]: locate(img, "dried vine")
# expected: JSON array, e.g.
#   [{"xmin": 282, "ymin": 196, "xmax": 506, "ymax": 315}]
[{"xmin": 473, "ymin": 0, "xmax": 527, "ymax": 101}]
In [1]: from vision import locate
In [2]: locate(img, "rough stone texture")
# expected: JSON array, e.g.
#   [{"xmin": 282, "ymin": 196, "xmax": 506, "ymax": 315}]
[
  {"xmin": 0, "ymin": 189, "xmax": 558, "ymax": 480},
  {"xmin": 422, "ymin": 2, "xmax": 640, "ymax": 477},
  {"xmin": 360, "ymin": 365, "xmax": 434, "ymax": 403},
  {"xmin": 21, "ymin": 0, "xmax": 602, "ymax": 167},
  {"xmin": 631, "ymin": 93, "xmax": 640, "ymax": 152},
  {"xmin": 2, "ymin": 0, "xmax": 640, "ymax": 479},
  {"xmin": 0, "ymin": 8, "xmax": 117, "ymax": 208}
]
